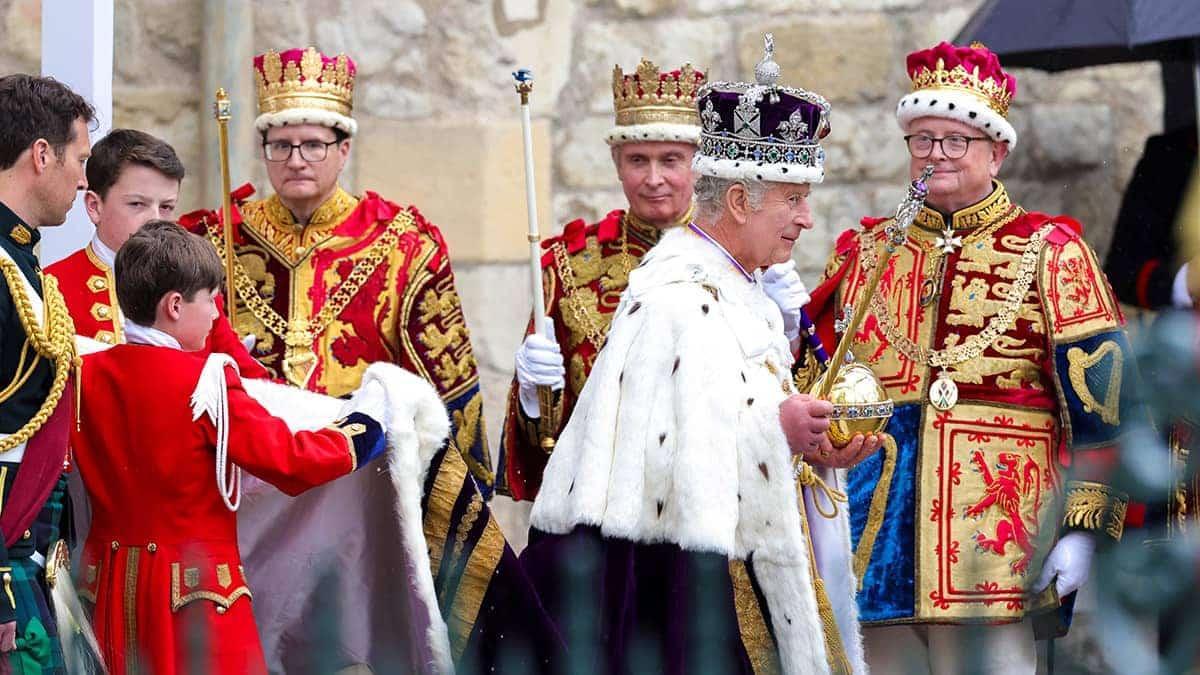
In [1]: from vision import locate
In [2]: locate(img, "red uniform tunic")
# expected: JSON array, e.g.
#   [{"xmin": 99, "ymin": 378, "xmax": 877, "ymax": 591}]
[
  {"xmin": 71, "ymin": 345, "xmax": 364, "ymax": 674},
  {"xmin": 46, "ymin": 242, "xmax": 268, "ymax": 378},
  {"xmin": 180, "ymin": 186, "xmax": 494, "ymax": 496}
]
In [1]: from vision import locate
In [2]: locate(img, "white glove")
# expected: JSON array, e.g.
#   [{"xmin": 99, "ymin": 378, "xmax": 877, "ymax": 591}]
[
  {"xmin": 1035, "ymin": 531, "xmax": 1096, "ymax": 597},
  {"xmin": 515, "ymin": 318, "xmax": 565, "ymax": 418},
  {"xmin": 762, "ymin": 261, "xmax": 811, "ymax": 342},
  {"xmin": 340, "ymin": 379, "xmax": 390, "ymax": 427}
]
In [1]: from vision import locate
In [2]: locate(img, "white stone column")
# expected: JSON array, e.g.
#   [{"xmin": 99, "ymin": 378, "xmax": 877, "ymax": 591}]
[
  {"xmin": 201, "ymin": 0, "xmax": 255, "ymax": 208},
  {"xmin": 37, "ymin": 0, "xmax": 113, "ymax": 266}
]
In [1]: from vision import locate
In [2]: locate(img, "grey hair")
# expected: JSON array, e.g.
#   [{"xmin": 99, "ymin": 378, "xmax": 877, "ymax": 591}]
[{"xmin": 693, "ymin": 174, "xmax": 770, "ymax": 222}]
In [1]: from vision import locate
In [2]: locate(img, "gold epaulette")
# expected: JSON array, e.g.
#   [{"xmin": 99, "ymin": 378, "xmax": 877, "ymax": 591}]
[{"xmin": 0, "ymin": 258, "xmax": 77, "ymax": 451}]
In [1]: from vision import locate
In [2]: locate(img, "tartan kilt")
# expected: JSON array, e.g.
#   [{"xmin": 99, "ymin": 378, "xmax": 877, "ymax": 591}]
[
  {"xmin": 1, "ymin": 475, "xmax": 69, "ymax": 675},
  {"xmin": 3, "ymin": 558, "xmax": 65, "ymax": 674}
]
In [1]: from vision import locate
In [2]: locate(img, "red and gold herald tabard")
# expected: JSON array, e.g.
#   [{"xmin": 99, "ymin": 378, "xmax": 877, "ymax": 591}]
[
  {"xmin": 500, "ymin": 209, "xmax": 670, "ymax": 500},
  {"xmin": 181, "ymin": 185, "xmax": 495, "ymax": 496},
  {"xmin": 805, "ymin": 181, "xmax": 1142, "ymax": 625}
]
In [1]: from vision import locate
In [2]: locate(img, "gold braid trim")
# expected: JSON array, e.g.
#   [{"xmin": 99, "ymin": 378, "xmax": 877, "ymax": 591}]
[
  {"xmin": 797, "ymin": 485, "xmax": 852, "ymax": 675},
  {"xmin": 852, "ymin": 434, "xmax": 898, "ymax": 588},
  {"xmin": 0, "ymin": 257, "xmax": 76, "ymax": 453},
  {"xmin": 169, "ymin": 562, "xmax": 253, "ymax": 612},
  {"xmin": 1062, "ymin": 480, "xmax": 1128, "ymax": 541},
  {"xmin": 728, "ymin": 560, "xmax": 781, "ymax": 675}
]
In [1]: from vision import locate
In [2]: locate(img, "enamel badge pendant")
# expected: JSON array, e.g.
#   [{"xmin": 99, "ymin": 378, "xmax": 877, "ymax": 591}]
[{"xmin": 929, "ymin": 370, "xmax": 959, "ymax": 411}]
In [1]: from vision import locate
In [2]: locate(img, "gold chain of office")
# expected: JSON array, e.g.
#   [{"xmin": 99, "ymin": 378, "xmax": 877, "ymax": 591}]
[
  {"xmin": 209, "ymin": 211, "xmax": 413, "ymax": 347},
  {"xmin": 0, "ymin": 258, "xmax": 77, "ymax": 453},
  {"xmin": 857, "ymin": 222, "xmax": 1054, "ymax": 368},
  {"xmin": 552, "ymin": 206, "xmax": 694, "ymax": 349},
  {"xmin": 552, "ymin": 232, "xmax": 629, "ymax": 350}
]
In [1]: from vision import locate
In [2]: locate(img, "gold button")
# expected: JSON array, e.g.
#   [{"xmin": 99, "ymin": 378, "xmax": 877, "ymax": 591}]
[
  {"xmin": 147, "ymin": 543, "xmax": 157, "ymax": 553},
  {"xmin": 98, "ymin": 306, "xmax": 110, "ymax": 318},
  {"xmin": 99, "ymin": 334, "xmax": 114, "ymax": 344},
  {"xmin": 215, "ymin": 606, "xmax": 227, "ymax": 615},
  {"xmin": 111, "ymin": 541, "xmax": 119, "ymax": 551},
  {"xmin": 294, "ymin": 246, "xmax": 305, "ymax": 256},
  {"xmin": 22, "ymin": 530, "xmax": 30, "ymax": 540}
]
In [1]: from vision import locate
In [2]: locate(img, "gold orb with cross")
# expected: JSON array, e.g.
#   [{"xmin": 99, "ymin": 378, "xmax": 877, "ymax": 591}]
[{"xmin": 809, "ymin": 361, "xmax": 893, "ymax": 447}]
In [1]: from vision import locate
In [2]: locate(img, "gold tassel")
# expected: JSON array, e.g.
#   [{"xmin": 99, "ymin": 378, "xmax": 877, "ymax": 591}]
[
  {"xmin": 74, "ymin": 356, "xmax": 83, "ymax": 431},
  {"xmin": 794, "ymin": 459, "xmax": 849, "ymax": 519}
]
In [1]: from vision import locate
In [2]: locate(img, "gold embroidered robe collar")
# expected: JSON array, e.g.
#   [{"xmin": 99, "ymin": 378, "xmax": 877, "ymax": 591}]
[
  {"xmin": 913, "ymin": 181, "xmax": 1014, "ymax": 234},
  {"xmin": 244, "ymin": 187, "xmax": 360, "ymax": 266}
]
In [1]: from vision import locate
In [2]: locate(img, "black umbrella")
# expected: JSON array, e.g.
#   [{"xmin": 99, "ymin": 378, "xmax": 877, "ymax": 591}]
[
  {"xmin": 956, "ymin": 0, "xmax": 1200, "ymax": 69},
  {"xmin": 955, "ymin": 0, "xmax": 1200, "ymax": 129}
]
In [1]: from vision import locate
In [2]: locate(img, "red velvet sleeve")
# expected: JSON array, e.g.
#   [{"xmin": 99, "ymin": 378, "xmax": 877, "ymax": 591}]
[{"xmin": 200, "ymin": 369, "xmax": 354, "ymax": 496}]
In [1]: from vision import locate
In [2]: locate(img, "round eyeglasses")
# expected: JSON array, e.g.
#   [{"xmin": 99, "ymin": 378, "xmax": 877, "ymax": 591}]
[
  {"xmin": 904, "ymin": 134, "xmax": 991, "ymax": 160},
  {"xmin": 263, "ymin": 139, "xmax": 339, "ymax": 163}
]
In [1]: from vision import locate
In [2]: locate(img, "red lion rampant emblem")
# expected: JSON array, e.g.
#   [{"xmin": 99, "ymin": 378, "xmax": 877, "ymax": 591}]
[{"xmin": 963, "ymin": 450, "xmax": 1044, "ymax": 575}]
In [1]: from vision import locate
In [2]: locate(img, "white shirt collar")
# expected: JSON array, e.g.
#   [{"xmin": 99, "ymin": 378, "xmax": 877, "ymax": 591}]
[
  {"xmin": 123, "ymin": 321, "xmax": 182, "ymax": 349},
  {"xmin": 90, "ymin": 233, "xmax": 117, "ymax": 269}
]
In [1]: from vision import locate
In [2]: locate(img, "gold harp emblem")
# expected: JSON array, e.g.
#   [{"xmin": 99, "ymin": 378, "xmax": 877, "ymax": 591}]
[{"xmin": 1066, "ymin": 341, "xmax": 1123, "ymax": 426}]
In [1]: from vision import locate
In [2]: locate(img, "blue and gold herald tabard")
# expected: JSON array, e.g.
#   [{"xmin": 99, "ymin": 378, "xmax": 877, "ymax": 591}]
[{"xmin": 804, "ymin": 181, "xmax": 1146, "ymax": 626}]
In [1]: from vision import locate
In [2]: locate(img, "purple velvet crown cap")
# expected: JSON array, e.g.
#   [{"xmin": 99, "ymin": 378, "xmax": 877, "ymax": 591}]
[
  {"xmin": 693, "ymin": 33, "xmax": 831, "ymax": 185},
  {"xmin": 697, "ymin": 89, "xmax": 828, "ymax": 145}
]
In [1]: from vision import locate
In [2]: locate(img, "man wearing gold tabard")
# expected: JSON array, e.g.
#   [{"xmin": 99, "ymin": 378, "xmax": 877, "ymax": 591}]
[
  {"xmin": 182, "ymin": 47, "xmax": 495, "ymax": 497},
  {"xmin": 803, "ymin": 42, "xmax": 1146, "ymax": 673},
  {"xmin": 499, "ymin": 59, "xmax": 706, "ymax": 500}
]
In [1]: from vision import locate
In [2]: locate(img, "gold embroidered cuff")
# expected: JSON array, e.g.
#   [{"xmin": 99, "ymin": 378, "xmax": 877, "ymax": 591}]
[
  {"xmin": 537, "ymin": 388, "xmax": 564, "ymax": 453},
  {"xmin": 1062, "ymin": 480, "xmax": 1128, "ymax": 541}
]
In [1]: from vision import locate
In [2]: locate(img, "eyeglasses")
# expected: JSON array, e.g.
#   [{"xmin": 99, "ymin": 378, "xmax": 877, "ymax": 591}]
[
  {"xmin": 904, "ymin": 134, "xmax": 991, "ymax": 159},
  {"xmin": 262, "ymin": 139, "xmax": 339, "ymax": 163}
]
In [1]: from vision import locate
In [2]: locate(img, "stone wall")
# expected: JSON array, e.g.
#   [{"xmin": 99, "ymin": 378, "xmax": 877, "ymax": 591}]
[
  {"xmin": 2, "ymin": 0, "xmax": 1162, "ymax": 512},
  {"xmin": 0, "ymin": 1, "xmax": 1166, "ymax": 668}
]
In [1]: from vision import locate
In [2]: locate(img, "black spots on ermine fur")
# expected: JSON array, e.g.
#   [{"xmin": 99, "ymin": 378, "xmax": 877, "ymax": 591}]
[
  {"xmin": 758, "ymin": 462, "xmax": 769, "ymax": 480},
  {"xmin": 672, "ymin": 356, "xmax": 680, "ymax": 375}
]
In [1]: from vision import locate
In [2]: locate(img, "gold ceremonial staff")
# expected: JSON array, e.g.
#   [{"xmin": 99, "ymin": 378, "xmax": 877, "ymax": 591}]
[
  {"xmin": 213, "ymin": 88, "xmax": 237, "ymax": 326},
  {"xmin": 513, "ymin": 69, "xmax": 560, "ymax": 452},
  {"xmin": 811, "ymin": 165, "xmax": 933, "ymax": 445}
]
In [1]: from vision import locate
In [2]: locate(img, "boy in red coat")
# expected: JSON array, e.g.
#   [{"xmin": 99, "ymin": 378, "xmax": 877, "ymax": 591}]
[
  {"xmin": 70, "ymin": 221, "xmax": 388, "ymax": 674},
  {"xmin": 44, "ymin": 128, "xmax": 264, "ymax": 377}
]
